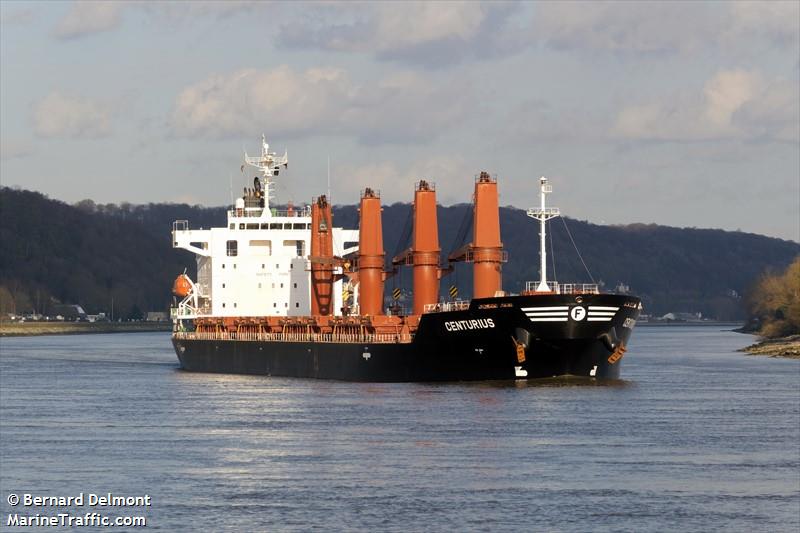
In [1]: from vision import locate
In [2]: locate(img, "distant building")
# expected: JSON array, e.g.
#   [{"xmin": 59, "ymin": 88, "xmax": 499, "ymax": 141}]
[
  {"xmin": 50, "ymin": 304, "xmax": 86, "ymax": 321},
  {"xmin": 660, "ymin": 312, "xmax": 703, "ymax": 322},
  {"xmin": 614, "ymin": 282, "xmax": 631, "ymax": 294},
  {"xmin": 146, "ymin": 311, "xmax": 169, "ymax": 322}
]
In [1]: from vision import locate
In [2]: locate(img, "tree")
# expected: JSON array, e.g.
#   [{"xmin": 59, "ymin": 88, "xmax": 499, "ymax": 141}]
[
  {"xmin": 128, "ymin": 304, "xmax": 144, "ymax": 321},
  {"xmin": 746, "ymin": 257, "xmax": 800, "ymax": 338},
  {"xmin": 0, "ymin": 286, "xmax": 14, "ymax": 316}
]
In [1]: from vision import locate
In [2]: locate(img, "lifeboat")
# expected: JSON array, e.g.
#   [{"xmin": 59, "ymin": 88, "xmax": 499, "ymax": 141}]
[{"xmin": 172, "ymin": 274, "xmax": 193, "ymax": 298}]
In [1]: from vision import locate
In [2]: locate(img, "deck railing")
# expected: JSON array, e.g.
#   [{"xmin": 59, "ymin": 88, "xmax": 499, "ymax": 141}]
[
  {"xmin": 173, "ymin": 330, "xmax": 414, "ymax": 344},
  {"xmin": 422, "ymin": 300, "xmax": 470, "ymax": 313},
  {"xmin": 524, "ymin": 281, "xmax": 599, "ymax": 294}
]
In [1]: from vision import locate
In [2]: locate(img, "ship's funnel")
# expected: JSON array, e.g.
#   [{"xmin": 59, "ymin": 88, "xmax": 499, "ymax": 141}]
[
  {"xmin": 412, "ymin": 181, "xmax": 440, "ymax": 314},
  {"xmin": 358, "ymin": 188, "xmax": 385, "ymax": 316},
  {"xmin": 472, "ymin": 172, "xmax": 503, "ymax": 298},
  {"xmin": 310, "ymin": 195, "xmax": 334, "ymax": 316}
]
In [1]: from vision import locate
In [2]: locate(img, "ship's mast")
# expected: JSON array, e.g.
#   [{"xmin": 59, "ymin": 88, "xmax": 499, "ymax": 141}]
[
  {"xmin": 526, "ymin": 177, "xmax": 560, "ymax": 292},
  {"xmin": 243, "ymin": 134, "xmax": 288, "ymax": 215}
]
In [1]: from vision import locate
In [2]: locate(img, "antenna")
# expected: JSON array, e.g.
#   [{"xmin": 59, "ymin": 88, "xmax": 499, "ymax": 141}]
[
  {"xmin": 526, "ymin": 176, "xmax": 560, "ymax": 292},
  {"xmin": 243, "ymin": 133, "xmax": 288, "ymax": 215},
  {"xmin": 327, "ymin": 155, "xmax": 331, "ymax": 204}
]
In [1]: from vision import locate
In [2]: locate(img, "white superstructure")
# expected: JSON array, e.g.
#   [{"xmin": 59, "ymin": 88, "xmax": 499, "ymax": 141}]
[{"xmin": 171, "ymin": 136, "xmax": 359, "ymax": 319}]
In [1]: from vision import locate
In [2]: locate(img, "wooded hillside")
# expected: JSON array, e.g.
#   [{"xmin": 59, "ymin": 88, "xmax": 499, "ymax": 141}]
[{"xmin": 1, "ymin": 187, "xmax": 797, "ymax": 320}]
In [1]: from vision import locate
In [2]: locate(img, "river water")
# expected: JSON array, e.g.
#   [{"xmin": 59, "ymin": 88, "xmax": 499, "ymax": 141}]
[{"xmin": 1, "ymin": 326, "xmax": 798, "ymax": 531}]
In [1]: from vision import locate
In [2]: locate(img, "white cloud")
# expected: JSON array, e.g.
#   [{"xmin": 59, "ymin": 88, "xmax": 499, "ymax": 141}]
[
  {"xmin": 0, "ymin": 5, "xmax": 36, "ymax": 26},
  {"xmin": 171, "ymin": 66, "xmax": 475, "ymax": 144},
  {"xmin": 533, "ymin": 1, "xmax": 715, "ymax": 55},
  {"xmin": 333, "ymin": 155, "xmax": 474, "ymax": 205},
  {"xmin": 533, "ymin": 1, "xmax": 799, "ymax": 56},
  {"xmin": 277, "ymin": 1, "xmax": 524, "ymax": 67},
  {"xmin": 0, "ymin": 139, "xmax": 33, "ymax": 160},
  {"xmin": 614, "ymin": 70, "xmax": 799, "ymax": 142},
  {"xmin": 53, "ymin": 1, "xmax": 125, "ymax": 39},
  {"xmin": 733, "ymin": 80, "xmax": 800, "ymax": 142},
  {"xmin": 34, "ymin": 92, "xmax": 111, "ymax": 138},
  {"xmin": 728, "ymin": 0, "xmax": 800, "ymax": 47}
]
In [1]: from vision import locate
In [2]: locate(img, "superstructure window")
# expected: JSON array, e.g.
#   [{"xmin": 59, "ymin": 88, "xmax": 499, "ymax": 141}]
[
  {"xmin": 246, "ymin": 223, "xmax": 258, "ymax": 230},
  {"xmin": 226, "ymin": 240, "xmax": 238, "ymax": 257},
  {"xmin": 270, "ymin": 223, "xmax": 282, "ymax": 230},
  {"xmin": 296, "ymin": 241, "xmax": 305, "ymax": 257},
  {"xmin": 293, "ymin": 223, "xmax": 306, "ymax": 230}
]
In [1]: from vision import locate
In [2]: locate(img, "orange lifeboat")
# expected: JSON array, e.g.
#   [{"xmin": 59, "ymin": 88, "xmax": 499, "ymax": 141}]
[{"xmin": 172, "ymin": 274, "xmax": 193, "ymax": 298}]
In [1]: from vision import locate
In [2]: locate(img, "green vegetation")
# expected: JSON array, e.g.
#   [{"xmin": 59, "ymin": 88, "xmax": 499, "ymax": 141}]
[
  {"xmin": 1, "ymin": 186, "xmax": 798, "ymax": 320},
  {"xmin": 745, "ymin": 257, "xmax": 800, "ymax": 338}
]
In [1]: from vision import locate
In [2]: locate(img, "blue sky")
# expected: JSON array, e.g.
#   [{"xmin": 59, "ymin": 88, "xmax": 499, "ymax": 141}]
[{"xmin": 1, "ymin": 0, "xmax": 798, "ymax": 241}]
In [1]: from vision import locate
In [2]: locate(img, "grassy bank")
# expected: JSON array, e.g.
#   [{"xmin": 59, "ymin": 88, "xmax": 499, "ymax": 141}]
[
  {"xmin": 741, "ymin": 335, "xmax": 800, "ymax": 359},
  {"xmin": 0, "ymin": 321, "xmax": 172, "ymax": 337}
]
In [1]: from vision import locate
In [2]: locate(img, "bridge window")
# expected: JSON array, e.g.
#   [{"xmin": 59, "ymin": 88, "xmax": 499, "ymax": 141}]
[
  {"xmin": 250, "ymin": 240, "xmax": 271, "ymax": 256},
  {"xmin": 226, "ymin": 240, "xmax": 238, "ymax": 257}
]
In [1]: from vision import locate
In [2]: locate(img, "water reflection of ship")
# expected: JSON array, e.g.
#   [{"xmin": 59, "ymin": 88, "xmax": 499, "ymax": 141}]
[{"xmin": 170, "ymin": 136, "xmax": 641, "ymax": 381}]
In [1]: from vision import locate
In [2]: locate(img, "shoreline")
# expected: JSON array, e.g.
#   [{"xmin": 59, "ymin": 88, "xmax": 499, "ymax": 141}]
[
  {"xmin": 0, "ymin": 321, "xmax": 172, "ymax": 337},
  {"xmin": 740, "ymin": 335, "xmax": 800, "ymax": 359}
]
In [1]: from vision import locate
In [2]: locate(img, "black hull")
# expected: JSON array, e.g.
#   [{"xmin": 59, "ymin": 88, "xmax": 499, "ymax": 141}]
[{"xmin": 173, "ymin": 294, "xmax": 641, "ymax": 382}]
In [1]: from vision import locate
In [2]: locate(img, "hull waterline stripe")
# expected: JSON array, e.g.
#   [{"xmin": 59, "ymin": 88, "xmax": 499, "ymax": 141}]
[
  {"xmin": 525, "ymin": 312, "xmax": 568, "ymax": 316},
  {"xmin": 528, "ymin": 317, "xmax": 568, "ymax": 322},
  {"xmin": 587, "ymin": 317, "xmax": 613, "ymax": 321},
  {"xmin": 521, "ymin": 307, "xmax": 568, "ymax": 311}
]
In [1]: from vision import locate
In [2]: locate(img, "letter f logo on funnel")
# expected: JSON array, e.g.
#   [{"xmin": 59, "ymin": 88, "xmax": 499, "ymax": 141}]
[{"xmin": 570, "ymin": 306, "xmax": 586, "ymax": 321}]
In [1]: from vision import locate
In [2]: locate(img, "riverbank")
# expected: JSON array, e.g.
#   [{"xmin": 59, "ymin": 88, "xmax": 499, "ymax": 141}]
[
  {"xmin": 0, "ymin": 321, "xmax": 172, "ymax": 337},
  {"xmin": 741, "ymin": 335, "xmax": 800, "ymax": 359}
]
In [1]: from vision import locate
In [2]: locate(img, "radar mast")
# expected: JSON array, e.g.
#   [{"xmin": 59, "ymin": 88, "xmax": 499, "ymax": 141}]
[
  {"xmin": 243, "ymin": 134, "xmax": 288, "ymax": 214},
  {"xmin": 526, "ymin": 177, "xmax": 560, "ymax": 292}
]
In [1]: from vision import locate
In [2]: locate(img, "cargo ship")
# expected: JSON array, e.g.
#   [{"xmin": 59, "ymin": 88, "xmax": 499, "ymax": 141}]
[{"xmin": 170, "ymin": 136, "xmax": 641, "ymax": 381}]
